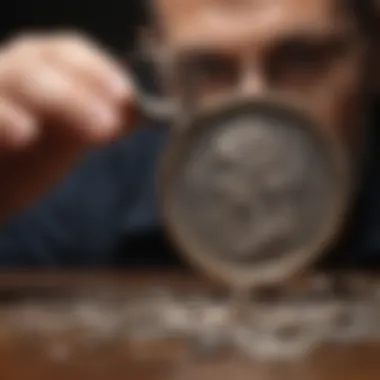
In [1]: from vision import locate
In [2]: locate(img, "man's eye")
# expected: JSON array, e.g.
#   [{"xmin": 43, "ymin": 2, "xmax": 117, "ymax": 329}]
[
  {"xmin": 268, "ymin": 41, "xmax": 334, "ymax": 83},
  {"xmin": 180, "ymin": 53, "xmax": 238, "ymax": 86},
  {"xmin": 285, "ymin": 44, "xmax": 325, "ymax": 67}
]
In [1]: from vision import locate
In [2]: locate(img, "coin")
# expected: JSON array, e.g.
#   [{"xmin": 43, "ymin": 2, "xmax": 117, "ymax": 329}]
[{"xmin": 159, "ymin": 100, "xmax": 350, "ymax": 284}]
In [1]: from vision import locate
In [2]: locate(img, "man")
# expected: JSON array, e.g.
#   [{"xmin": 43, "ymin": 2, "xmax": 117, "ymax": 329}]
[{"xmin": 0, "ymin": 0, "xmax": 377, "ymax": 268}]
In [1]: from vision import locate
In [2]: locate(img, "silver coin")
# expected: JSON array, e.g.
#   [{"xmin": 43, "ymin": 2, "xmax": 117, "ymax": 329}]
[{"xmin": 160, "ymin": 101, "xmax": 348, "ymax": 271}]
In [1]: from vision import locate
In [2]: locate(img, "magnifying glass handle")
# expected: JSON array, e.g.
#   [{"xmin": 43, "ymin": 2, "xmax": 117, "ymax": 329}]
[{"xmin": 137, "ymin": 91, "xmax": 179, "ymax": 124}]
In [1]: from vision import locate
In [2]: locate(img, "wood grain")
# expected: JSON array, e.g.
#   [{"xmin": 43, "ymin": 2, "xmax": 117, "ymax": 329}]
[{"xmin": 0, "ymin": 271, "xmax": 377, "ymax": 380}]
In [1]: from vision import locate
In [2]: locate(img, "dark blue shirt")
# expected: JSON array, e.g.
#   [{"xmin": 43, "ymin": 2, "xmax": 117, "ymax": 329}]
[
  {"xmin": 0, "ymin": 114, "xmax": 379, "ymax": 269},
  {"xmin": 0, "ymin": 124, "xmax": 177, "ymax": 268}
]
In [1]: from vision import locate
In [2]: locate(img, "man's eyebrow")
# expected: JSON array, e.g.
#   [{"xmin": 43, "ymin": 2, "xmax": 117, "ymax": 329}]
[
  {"xmin": 170, "ymin": 43, "xmax": 240, "ymax": 57},
  {"xmin": 276, "ymin": 26, "xmax": 357, "ymax": 41},
  {"xmin": 269, "ymin": 29, "xmax": 357, "ymax": 52},
  {"xmin": 176, "ymin": 47, "xmax": 235, "ymax": 58}
]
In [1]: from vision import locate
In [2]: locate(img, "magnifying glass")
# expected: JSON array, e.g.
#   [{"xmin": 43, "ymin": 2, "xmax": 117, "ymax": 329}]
[{"xmin": 131, "ymin": 54, "xmax": 353, "ymax": 293}]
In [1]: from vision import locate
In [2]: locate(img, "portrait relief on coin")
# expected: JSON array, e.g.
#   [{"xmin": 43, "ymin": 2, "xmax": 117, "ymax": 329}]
[{"xmin": 163, "ymin": 104, "xmax": 340, "ymax": 266}]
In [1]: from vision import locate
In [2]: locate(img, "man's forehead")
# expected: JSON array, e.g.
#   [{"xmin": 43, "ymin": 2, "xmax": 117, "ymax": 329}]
[
  {"xmin": 152, "ymin": 0, "xmax": 349, "ymax": 46},
  {"xmin": 153, "ymin": 0, "xmax": 339, "ymax": 25}
]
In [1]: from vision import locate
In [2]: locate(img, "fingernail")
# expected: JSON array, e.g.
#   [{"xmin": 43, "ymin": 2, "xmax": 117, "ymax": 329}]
[
  {"xmin": 109, "ymin": 74, "xmax": 134, "ymax": 99},
  {"xmin": 83, "ymin": 102, "xmax": 121, "ymax": 143},
  {"xmin": 91, "ymin": 102, "xmax": 118, "ymax": 127}
]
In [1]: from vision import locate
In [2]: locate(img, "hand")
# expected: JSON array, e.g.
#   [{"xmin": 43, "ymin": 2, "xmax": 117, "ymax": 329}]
[{"xmin": 0, "ymin": 31, "xmax": 137, "ymax": 223}]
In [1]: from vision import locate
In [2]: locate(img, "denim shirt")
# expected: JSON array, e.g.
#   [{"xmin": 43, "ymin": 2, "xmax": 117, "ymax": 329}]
[{"xmin": 0, "ymin": 113, "xmax": 379, "ymax": 269}]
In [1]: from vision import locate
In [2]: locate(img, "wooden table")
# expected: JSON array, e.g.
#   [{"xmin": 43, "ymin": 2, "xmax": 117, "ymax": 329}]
[{"xmin": 0, "ymin": 271, "xmax": 378, "ymax": 380}]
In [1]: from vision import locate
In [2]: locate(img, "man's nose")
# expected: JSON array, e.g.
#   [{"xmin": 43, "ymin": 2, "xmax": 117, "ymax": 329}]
[{"xmin": 239, "ymin": 67, "xmax": 269, "ymax": 97}]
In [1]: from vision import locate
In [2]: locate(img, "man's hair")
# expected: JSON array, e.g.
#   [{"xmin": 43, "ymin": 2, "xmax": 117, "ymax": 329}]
[{"xmin": 342, "ymin": 0, "xmax": 378, "ymax": 36}]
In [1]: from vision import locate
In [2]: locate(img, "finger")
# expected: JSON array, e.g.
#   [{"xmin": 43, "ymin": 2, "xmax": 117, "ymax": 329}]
[
  {"xmin": 44, "ymin": 34, "xmax": 134, "ymax": 103},
  {"xmin": 0, "ymin": 62, "xmax": 122, "ymax": 144},
  {"xmin": 6, "ymin": 32, "xmax": 134, "ymax": 103},
  {"xmin": 44, "ymin": 34, "xmax": 140, "ymax": 129},
  {"xmin": 0, "ymin": 98, "xmax": 37, "ymax": 149}
]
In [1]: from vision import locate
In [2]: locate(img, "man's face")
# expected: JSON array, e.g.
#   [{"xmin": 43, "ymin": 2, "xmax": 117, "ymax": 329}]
[{"xmin": 152, "ymin": 0, "xmax": 371, "ymax": 149}]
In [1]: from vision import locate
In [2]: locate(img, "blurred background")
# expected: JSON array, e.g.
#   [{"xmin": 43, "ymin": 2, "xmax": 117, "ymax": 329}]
[{"xmin": 0, "ymin": 0, "xmax": 145, "ymax": 54}]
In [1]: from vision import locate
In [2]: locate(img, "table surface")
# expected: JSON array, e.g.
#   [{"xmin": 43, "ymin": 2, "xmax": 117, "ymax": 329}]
[{"xmin": 0, "ymin": 270, "xmax": 378, "ymax": 380}]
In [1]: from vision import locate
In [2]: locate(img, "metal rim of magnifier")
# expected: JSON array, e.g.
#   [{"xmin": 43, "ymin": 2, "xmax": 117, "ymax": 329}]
[{"xmin": 157, "ymin": 97, "xmax": 353, "ymax": 289}]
